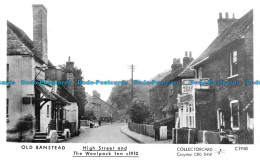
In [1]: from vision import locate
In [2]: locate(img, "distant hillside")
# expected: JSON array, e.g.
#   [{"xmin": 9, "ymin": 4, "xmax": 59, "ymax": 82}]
[{"xmin": 150, "ymin": 69, "xmax": 171, "ymax": 86}]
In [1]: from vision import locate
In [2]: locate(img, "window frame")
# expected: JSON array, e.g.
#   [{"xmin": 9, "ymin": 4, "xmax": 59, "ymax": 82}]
[
  {"xmin": 230, "ymin": 100, "xmax": 240, "ymax": 130},
  {"xmin": 229, "ymin": 50, "xmax": 238, "ymax": 77},
  {"xmin": 47, "ymin": 105, "xmax": 49, "ymax": 117},
  {"xmin": 7, "ymin": 98, "xmax": 9, "ymax": 119}
]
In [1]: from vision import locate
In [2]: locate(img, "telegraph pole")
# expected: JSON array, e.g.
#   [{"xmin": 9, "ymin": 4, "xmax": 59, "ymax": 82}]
[{"xmin": 128, "ymin": 64, "xmax": 136, "ymax": 101}]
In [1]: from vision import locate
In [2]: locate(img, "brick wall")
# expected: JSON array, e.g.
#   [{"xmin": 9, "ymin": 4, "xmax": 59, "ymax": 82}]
[
  {"xmin": 149, "ymin": 84, "xmax": 168, "ymax": 119},
  {"xmin": 195, "ymin": 35, "xmax": 253, "ymax": 131}
]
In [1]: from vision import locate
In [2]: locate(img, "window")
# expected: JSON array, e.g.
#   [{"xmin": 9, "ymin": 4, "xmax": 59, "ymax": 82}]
[
  {"xmin": 7, "ymin": 64, "xmax": 10, "ymax": 87},
  {"xmin": 182, "ymin": 103, "xmax": 195, "ymax": 128},
  {"xmin": 6, "ymin": 98, "xmax": 9, "ymax": 118},
  {"xmin": 230, "ymin": 51, "xmax": 238, "ymax": 76},
  {"xmin": 7, "ymin": 64, "xmax": 9, "ymax": 81},
  {"xmin": 169, "ymin": 85, "xmax": 173, "ymax": 96},
  {"xmin": 230, "ymin": 100, "xmax": 239, "ymax": 129},
  {"xmin": 47, "ymin": 105, "xmax": 49, "ymax": 117},
  {"xmin": 63, "ymin": 109, "xmax": 66, "ymax": 120}
]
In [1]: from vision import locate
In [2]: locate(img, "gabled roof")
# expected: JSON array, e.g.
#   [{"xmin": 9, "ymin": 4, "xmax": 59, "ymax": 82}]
[
  {"xmin": 7, "ymin": 21, "xmax": 47, "ymax": 64},
  {"xmin": 191, "ymin": 9, "xmax": 253, "ymax": 67},
  {"xmin": 7, "ymin": 21, "xmax": 34, "ymax": 51}
]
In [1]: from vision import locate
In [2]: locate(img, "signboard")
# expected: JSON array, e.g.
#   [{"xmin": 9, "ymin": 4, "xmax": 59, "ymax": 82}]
[
  {"xmin": 182, "ymin": 78, "xmax": 209, "ymax": 94},
  {"xmin": 45, "ymin": 68, "xmax": 62, "ymax": 81},
  {"xmin": 22, "ymin": 97, "xmax": 31, "ymax": 104},
  {"xmin": 182, "ymin": 85, "xmax": 194, "ymax": 93}
]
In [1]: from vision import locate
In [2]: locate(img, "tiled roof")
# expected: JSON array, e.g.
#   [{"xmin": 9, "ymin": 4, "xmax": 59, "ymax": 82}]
[
  {"xmin": 52, "ymin": 91, "xmax": 71, "ymax": 105},
  {"xmin": 7, "ymin": 21, "xmax": 34, "ymax": 51},
  {"xmin": 35, "ymin": 84, "xmax": 57, "ymax": 100},
  {"xmin": 7, "ymin": 21, "xmax": 47, "ymax": 64},
  {"xmin": 191, "ymin": 9, "xmax": 253, "ymax": 67},
  {"xmin": 178, "ymin": 61, "xmax": 195, "ymax": 78},
  {"xmin": 149, "ymin": 67, "xmax": 187, "ymax": 90}
]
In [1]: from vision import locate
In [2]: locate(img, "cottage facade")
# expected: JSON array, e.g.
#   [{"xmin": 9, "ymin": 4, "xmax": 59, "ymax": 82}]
[{"xmin": 190, "ymin": 11, "xmax": 254, "ymax": 132}]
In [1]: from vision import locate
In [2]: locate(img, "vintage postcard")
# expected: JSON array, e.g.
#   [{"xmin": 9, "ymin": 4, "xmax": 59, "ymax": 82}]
[{"xmin": 0, "ymin": 0, "xmax": 259, "ymax": 162}]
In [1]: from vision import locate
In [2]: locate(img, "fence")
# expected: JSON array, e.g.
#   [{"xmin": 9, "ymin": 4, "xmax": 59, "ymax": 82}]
[
  {"xmin": 128, "ymin": 122, "xmax": 167, "ymax": 140},
  {"xmin": 172, "ymin": 128, "xmax": 220, "ymax": 144},
  {"xmin": 234, "ymin": 131, "xmax": 254, "ymax": 144},
  {"xmin": 80, "ymin": 120, "xmax": 89, "ymax": 126}
]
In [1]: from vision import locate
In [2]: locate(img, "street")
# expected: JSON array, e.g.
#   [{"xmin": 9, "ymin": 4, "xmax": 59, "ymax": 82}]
[{"xmin": 64, "ymin": 123, "xmax": 137, "ymax": 143}]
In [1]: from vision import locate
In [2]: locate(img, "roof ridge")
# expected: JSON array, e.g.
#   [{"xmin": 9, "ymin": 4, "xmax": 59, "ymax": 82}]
[
  {"xmin": 7, "ymin": 20, "xmax": 34, "ymax": 51},
  {"xmin": 191, "ymin": 9, "xmax": 253, "ymax": 67}
]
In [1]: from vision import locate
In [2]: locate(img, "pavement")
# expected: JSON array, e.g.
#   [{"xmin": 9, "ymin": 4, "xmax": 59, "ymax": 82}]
[
  {"xmin": 63, "ymin": 123, "xmax": 136, "ymax": 143},
  {"xmin": 120, "ymin": 124, "xmax": 172, "ymax": 144}
]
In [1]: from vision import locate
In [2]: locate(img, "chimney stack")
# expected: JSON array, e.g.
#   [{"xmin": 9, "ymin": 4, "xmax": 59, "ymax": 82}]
[
  {"xmin": 183, "ymin": 51, "xmax": 194, "ymax": 67},
  {"xmin": 33, "ymin": 5, "xmax": 48, "ymax": 63},
  {"xmin": 217, "ymin": 12, "xmax": 237, "ymax": 34},
  {"xmin": 66, "ymin": 56, "xmax": 75, "ymax": 96},
  {"xmin": 171, "ymin": 58, "xmax": 182, "ymax": 73},
  {"xmin": 66, "ymin": 56, "xmax": 74, "ymax": 73}
]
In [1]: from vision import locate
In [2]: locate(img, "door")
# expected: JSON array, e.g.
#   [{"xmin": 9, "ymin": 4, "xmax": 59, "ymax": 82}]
[{"xmin": 35, "ymin": 89, "xmax": 41, "ymax": 132}]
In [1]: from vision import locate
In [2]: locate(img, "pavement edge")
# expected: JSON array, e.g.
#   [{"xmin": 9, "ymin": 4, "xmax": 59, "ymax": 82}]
[{"xmin": 120, "ymin": 127, "xmax": 145, "ymax": 144}]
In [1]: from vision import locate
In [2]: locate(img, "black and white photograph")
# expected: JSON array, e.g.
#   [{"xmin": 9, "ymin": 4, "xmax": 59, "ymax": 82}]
[{"xmin": 0, "ymin": 0, "xmax": 259, "ymax": 162}]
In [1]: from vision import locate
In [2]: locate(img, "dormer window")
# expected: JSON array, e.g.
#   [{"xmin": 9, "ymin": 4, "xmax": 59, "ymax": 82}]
[{"xmin": 230, "ymin": 50, "xmax": 238, "ymax": 76}]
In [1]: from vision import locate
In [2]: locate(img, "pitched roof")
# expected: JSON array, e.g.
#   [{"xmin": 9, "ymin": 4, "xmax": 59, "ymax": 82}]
[
  {"xmin": 191, "ymin": 9, "xmax": 253, "ymax": 67},
  {"xmin": 149, "ymin": 67, "xmax": 184, "ymax": 90},
  {"xmin": 178, "ymin": 60, "xmax": 195, "ymax": 78},
  {"xmin": 7, "ymin": 21, "xmax": 47, "ymax": 64},
  {"xmin": 7, "ymin": 21, "xmax": 34, "ymax": 51}
]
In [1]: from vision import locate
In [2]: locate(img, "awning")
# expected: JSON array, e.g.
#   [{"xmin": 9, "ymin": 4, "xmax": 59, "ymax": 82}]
[
  {"xmin": 35, "ymin": 84, "xmax": 57, "ymax": 100},
  {"xmin": 51, "ymin": 91, "xmax": 71, "ymax": 105}
]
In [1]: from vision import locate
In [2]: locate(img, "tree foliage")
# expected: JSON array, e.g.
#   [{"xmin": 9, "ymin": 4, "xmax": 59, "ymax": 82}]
[
  {"xmin": 128, "ymin": 99, "xmax": 150, "ymax": 124},
  {"xmin": 107, "ymin": 70, "xmax": 171, "ymax": 122},
  {"xmin": 58, "ymin": 64, "xmax": 87, "ymax": 119}
]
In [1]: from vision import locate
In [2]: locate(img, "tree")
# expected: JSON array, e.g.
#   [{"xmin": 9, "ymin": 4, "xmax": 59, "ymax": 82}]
[
  {"xmin": 58, "ymin": 64, "xmax": 87, "ymax": 120},
  {"xmin": 128, "ymin": 99, "xmax": 150, "ymax": 124}
]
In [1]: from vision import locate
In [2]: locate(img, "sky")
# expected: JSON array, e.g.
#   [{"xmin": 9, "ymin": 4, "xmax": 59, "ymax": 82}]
[{"xmin": 2, "ymin": 0, "xmax": 257, "ymax": 101}]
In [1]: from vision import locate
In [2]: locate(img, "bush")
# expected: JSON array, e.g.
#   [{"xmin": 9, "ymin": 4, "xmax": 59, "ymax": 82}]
[
  {"xmin": 129, "ymin": 100, "xmax": 150, "ymax": 124},
  {"xmin": 7, "ymin": 114, "xmax": 34, "ymax": 142}
]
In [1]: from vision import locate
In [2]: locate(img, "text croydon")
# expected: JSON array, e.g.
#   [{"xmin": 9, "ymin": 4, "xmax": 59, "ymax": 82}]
[{"xmin": 78, "ymin": 80, "xmax": 128, "ymax": 85}]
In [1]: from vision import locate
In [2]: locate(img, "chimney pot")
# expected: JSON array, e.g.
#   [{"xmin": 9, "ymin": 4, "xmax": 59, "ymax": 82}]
[
  {"xmin": 225, "ymin": 12, "xmax": 229, "ymax": 19},
  {"xmin": 185, "ymin": 51, "xmax": 188, "ymax": 57},
  {"xmin": 189, "ymin": 51, "xmax": 192, "ymax": 57},
  {"xmin": 219, "ymin": 13, "xmax": 222, "ymax": 19},
  {"xmin": 218, "ymin": 12, "xmax": 237, "ymax": 34}
]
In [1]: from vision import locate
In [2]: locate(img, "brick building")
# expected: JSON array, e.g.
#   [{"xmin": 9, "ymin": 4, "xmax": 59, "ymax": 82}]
[
  {"xmin": 148, "ymin": 52, "xmax": 194, "ymax": 121},
  {"xmin": 148, "ymin": 75, "xmax": 169, "ymax": 120},
  {"xmin": 190, "ymin": 10, "xmax": 253, "ymax": 131},
  {"xmin": 167, "ymin": 52, "xmax": 194, "ymax": 127},
  {"xmin": 86, "ymin": 90, "xmax": 113, "ymax": 122}
]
